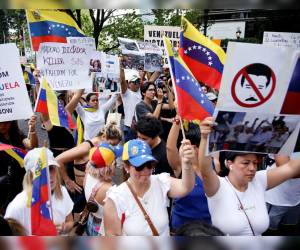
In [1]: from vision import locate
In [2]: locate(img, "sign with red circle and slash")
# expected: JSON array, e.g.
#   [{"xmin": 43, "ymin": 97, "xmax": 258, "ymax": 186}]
[{"xmin": 231, "ymin": 63, "xmax": 276, "ymax": 108}]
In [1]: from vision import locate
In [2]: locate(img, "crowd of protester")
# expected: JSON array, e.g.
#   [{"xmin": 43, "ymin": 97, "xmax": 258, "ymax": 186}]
[{"xmin": 1, "ymin": 59, "xmax": 300, "ymax": 237}]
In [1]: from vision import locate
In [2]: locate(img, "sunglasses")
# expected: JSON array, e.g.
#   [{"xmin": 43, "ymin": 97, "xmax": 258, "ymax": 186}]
[
  {"xmin": 132, "ymin": 79, "xmax": 141, "ymax": 85},
  {"xmin": 135, "ymin": 162, "xmax": 154, "ymax": 172}
]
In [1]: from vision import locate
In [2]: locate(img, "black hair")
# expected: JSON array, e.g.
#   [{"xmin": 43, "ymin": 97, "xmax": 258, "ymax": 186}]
[
  {"xmin": 86, "ymin": 93, "xmax": 98, "ymax": 102},
  {"xmin": 140, "ymin": 82, "xmax": 156, "ymax": 99},
  {"xmin": 136, "ymin": 116, "xmax": 163, "ymax": 139},
  {"xmin": 175, "ymin": 220, "xmax": 225, "ymax": 236},
  {"xmin": 0, "ymin": 121, "xmax": 25, "ymax": 148},
  {"xmin": 224, "ymin": 151, "xmax": 266, "ymax": 161},
  {"xmin": 241, "ymin": 63, "xmax": 272, "ymax": 87},
  {"xmin": 185, "ymin": 123, "xmax": 201, "ymax": 146},
  {"xmin": 0, "ymin": 216, "xmax": 13, "ymax": 236}
]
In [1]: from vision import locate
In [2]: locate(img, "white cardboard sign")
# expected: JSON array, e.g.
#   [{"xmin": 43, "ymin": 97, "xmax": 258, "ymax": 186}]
[
  {"xmin": 37, "ymin": 42, "xmax": 92, "ymax": 90},
  {"xmin": 216, "ymin": 42, "xmax": 296, "ymax": 114},
  {"xmin": 0, "ymin": 43, "xmax": 33, "ymax": 122}
]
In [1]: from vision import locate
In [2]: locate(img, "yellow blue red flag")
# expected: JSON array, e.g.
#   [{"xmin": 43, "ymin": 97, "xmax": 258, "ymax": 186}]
[
  {"xmin": 35, "ymin": 78, "xmax": 76, "ymax": 129},
  {"xmin": 26, "ymin": 10, "xmax": 85, "ymax": 51},
  {"xmin": 164, "ymin": 36, "xmax": 214, "ymax": 121},
  {"xmin": 30, "ymin": 147, "xmax": 57, "ymax": 235},
  {"xmin": 179, "ymin": 17, "xmax": 226, "ymax": 90}
]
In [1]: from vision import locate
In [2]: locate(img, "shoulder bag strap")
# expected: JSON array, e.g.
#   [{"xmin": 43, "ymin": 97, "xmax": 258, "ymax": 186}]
[
  {"xmin": 126, "ymin": 181, "xmax": 159, "ymax": 236},
  {"xmin": 225, "ymin": 177, "xmax": 255, "ymax": 236}
]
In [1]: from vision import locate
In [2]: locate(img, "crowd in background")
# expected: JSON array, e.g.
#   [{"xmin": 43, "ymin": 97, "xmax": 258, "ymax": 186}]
[{"xmin": 1, "ymin": 59, "xmax": 300, "ymax": 237}]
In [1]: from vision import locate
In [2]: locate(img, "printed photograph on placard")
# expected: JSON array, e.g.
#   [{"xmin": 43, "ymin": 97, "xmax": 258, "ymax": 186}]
[
  {"xmin": 144, "ymin": 53, "xmax": 163, "ymax": 72},
  {"xmin": 92, "ymin": 72, "xmax": 120, "ymax": 94},
  {"xmin": 121, "ymin": 53, "xmax": 144, "ymax": 70},
  {"xmin": 118, "ymin": 37, "xmax": 139, "ymax": 53},
  {"xmin": 89, "ymin": 51, "xmax": 103, "ymax": 76},
  {"xmin": 208, "ymin": 110, "xmax": 300, "ymax": 155}
]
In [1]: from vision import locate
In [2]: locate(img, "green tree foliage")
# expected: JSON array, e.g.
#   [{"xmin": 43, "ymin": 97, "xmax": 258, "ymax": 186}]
[{"xmin": 98, "ymin": 10, "xmax": 144, "ymax": 52}]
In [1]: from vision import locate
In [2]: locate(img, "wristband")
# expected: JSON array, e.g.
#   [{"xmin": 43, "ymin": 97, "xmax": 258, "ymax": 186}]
[{"xmin": 173, "ymin": 118, "xmax": 180, "ymax": 125}]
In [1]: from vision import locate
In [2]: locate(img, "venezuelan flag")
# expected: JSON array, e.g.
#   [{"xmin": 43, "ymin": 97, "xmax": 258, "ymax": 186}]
[
  {"xmin": 35, "ymin": 78, "xmax": 76, "ymax": 129},
  {"xmin": 26, "ymin": 10, "xmax": 85, "ymax": 51},
  {"xmin": 165, "ymin": 37, "xmax": 214, "ymax": 121},
  {"xmin": 0, "ymin": 143, "xmax": 27, "ymax": 167},
  {"xmin": 179, "ymin": 17, "xmax": 226, "ymax": 90},
  {"xmin": 74, "ymin": 105, "xmax": 96, "ymax": 145},
  {"xmin": 31, "ymin": 147, "xmax": 57, "ymax": 236}
]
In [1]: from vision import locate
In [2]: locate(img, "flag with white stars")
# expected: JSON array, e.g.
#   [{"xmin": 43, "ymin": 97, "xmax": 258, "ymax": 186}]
[
  {"xmin": 26, "ymin": 10, "xmax": 86, "ymax": 51},
  {"xmin": 31, "ymin": 147, "xmax": 57, "ymax": 236},
  {"xmin": 179, "ymin": 17, "xmax": 226, "ymax": 90},
  {"xmin": 164, "ymin": 36, "xmax": 214, "ymax": 121}
]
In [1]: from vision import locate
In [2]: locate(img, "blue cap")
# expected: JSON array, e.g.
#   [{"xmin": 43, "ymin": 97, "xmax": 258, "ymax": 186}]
[
  {"xmin": 122, "ymin": 139, "xmax": 157, "ymax": 167},
  {"xmin": 98, "ymin": 142, "xmax": 123, "ymax": 158}
]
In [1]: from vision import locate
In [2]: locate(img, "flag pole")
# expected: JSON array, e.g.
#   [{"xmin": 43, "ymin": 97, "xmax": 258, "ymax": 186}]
[{"xmin": 162, "ymin": 36, "xmax": 186, "ymax": 140}]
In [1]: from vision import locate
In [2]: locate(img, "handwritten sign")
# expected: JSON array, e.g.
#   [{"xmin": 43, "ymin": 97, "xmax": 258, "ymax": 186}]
[
  {"xmin": 37, "ymin": 42, "xmax": 92, "ymax": 90},
  {"xmin": 67, "ymin": 37, "xmax": 96, "ymax": 51},
  {"xmin": 0, "ymin": 43, "xmax": 33, "ymax": 122},
  {"xmin": 263, "ymin": 32, "xmax": 300, "ymax": 49}
]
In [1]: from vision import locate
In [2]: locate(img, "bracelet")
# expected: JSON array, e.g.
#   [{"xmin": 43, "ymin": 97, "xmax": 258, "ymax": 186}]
[
  {"xmin": 157, "ymin": 102, "xmax": 163, "ymax": 105},
  {"xmin": 173, "ymin": 118, "xmax": 180, "ymax": 125}
]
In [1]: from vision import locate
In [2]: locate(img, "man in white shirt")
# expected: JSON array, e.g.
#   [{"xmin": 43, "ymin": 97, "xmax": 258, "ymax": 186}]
[{"xmin": 120, "ymin": 69, "xmax": 142, "ymax": 142}]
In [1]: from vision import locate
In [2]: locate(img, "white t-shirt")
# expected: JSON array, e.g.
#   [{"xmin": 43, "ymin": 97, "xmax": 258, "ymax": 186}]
[
  {"xmin": 84, "ymin": 174, "xmax": 104, "ymax": 219},
  {"xmin": 207, "ymin": 170, "xmax": 269, "ymax": 236},
  {"xmin": 265, "ymin": 164, "xmax": 300, "ymax": 206},
  {"xmin": 5, "ymin": 186, "xmax": 74, "ymax": 235},
  {"xmin": 106, "ymin": 173, "xmax": 171, "ymax": 236},
  {"xmin": 76, "ymin": 94, "xmax": 118, "ymax": 140},
  {"xmin": 121, "ymin": 89, "xmax": 142, "ymax": 127}
]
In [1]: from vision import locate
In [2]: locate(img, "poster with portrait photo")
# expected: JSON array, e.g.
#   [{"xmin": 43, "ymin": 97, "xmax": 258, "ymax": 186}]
[
  {"xmin": 208, "ymin": 110, "xmax": 300, "ymax": 155},
  {"xmin": 92, "ymin": 72, "xmax": 120, "ymax": 95},
  {"xmin": 89, "ymin": 51, "xmax": 104, "ymax": 76}
]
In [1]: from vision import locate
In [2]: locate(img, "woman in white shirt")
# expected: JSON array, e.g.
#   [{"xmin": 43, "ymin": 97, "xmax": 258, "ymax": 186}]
[
  {"xmin": 5, "ymin": 148, "xmax": 74, "ymax": 235},
  {"xmin": 197, "ymin": 117, "xmax": 300, "ymax": 236},
  {"xmin": 103, "ymin": 139, "xmax": 195, "ymax": 236},
  {"xmin": 84, "ymin": 142, "xmax": 122, "ymax": 235},
  {"xmin": 66, "ymin": 89, "xmax": 119, "ymax": 140}
]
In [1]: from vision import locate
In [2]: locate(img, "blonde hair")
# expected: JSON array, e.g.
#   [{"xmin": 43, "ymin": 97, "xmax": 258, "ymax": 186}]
[
  {"xmin": 105, "ymin": 122, "xmax": 122, "ymax": 141},
  {"xmin": 23, "ymin": 167, "xmax": 63, "ymax": 200},
  {"xmin": 86, "ymin": 162, "xmax": 115, "ymax": 182}
]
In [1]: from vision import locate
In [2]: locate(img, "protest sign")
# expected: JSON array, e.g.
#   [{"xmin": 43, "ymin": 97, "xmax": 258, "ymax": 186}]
[
  {"xmin": 119, "ymin": 37, "xmax": 163, "ymax": 71},
  {"xmin": 92, "ymin": 72, "xmax": 120, "ymax": 94},
  {"xmin": 216, "ymin": 42, "xmax": 296, "ymax": 114},
  {"xmin": 0, "ymin": 43, "xmax": 33, "ymax": 122},
  {"xmin": 263, "ymin": 31, "xmax": 300, "ymax": 49},
  {"xmin": 67, "ymin": 37, "xmax": 96, "ymax": 51},
  {"xmin": 144, "ymin": 25, "xmax": 180, "ymax": 66},
  {"xmin": 118, "ymin": 37, "xmax": 144, "ymax": 70},
  {"xmin": 90, "ymin": 53, "xmax": 121, "ymax": 95},
  {"xmin": 37, "ymin": 42, "xmax": 92, "ymax": 90},
  {"xmin": 208, "ymin": 109, "xmax": 300, "ymax": 155}
]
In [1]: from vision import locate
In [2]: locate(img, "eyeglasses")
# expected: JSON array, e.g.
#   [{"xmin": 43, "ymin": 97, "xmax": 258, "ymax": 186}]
[{"xmin": 135, "ymin": 162, "xmax": 154, "ymax": 172}]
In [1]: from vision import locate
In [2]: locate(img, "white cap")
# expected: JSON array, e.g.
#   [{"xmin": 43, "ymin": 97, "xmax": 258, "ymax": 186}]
[
  {"xmin": 24, "ymin": 148, "xmax": 59, "ymax": 172},
  {"xmin": 124, "ymin": 69, "xmax": 140, "ymax": 82}
]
